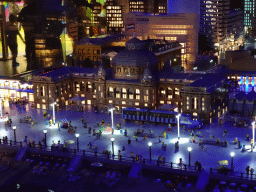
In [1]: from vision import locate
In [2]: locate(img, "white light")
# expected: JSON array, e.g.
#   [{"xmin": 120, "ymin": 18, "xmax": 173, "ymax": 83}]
[
  {"xmin": 188, "ymin": 147, "xmax": 192, "ymax": 152},
  {"xmin": 111, "ymin": 137, "xmax": 115, "ymax": 142},
  {"xmin": 75, "ymin": 133, "xmax": 79, "ymax": 138},
  {"xmin": 148, "ymin": 142, "xmax": 152, "ymax": 146},
  {"xmin": 12, "ymin": 126, "xmax": 16, "ymax": 130},
  {"xmin": 210, "ymin": 59, "xmax": 213, "ymax": 63},
  {"xmin": 43, "ymin": 130, "xmax": 47, "ymax": 133},
  {"xmin": 176, "ymin": 114, "xmax": 181, "ymax": 118},
  {"xmin": 230, "ymin": 152, "xmax": 235, "ymax": 157},
  {"xmin": 51, "ymin": 102, "xmax": 57, "ymax": 106}
]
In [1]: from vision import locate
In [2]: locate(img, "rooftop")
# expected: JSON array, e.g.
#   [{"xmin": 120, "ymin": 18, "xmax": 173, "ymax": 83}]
[{"xmin": 187, "ymin": 74, "xmax": 226, "ymax": 88}]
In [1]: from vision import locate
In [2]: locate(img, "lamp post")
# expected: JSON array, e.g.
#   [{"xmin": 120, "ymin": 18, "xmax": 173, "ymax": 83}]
[
  {"xmin": 176, "ymin": 114, "xmax": 181, "ymax": 140},
  {"xmin": 188, "ymin": 147, "xmax": 192, "ymax": 166},
  {"xmin": 12, "ymin": 126, "xmax": 16, "ymax": 143},
  {"xmin": 51, "ymin": 102, "xmax": 57, "ymax": 125},
  {"xmin": 75, "ymin": 133, "xmax": 79, "ymax": 151},
  {"xmin": 43, "ymin": 129, "xmax": 47, "ymax": 146},
  {"xmin": 252, "ymin": 122, "xmax": 255, "ymax": 149},
  {"xmin": 111, "ymin": 137, "xmax": 115, "ymax": 156},
  {"xmin": 109, "ymin": 105, "xmax": 115, "ymax": 129},
  {"xmin": 148, "ymin": 142, "xmax": 152, "ymax": 161},
  {"xmin": 230, "ymin": 152, "xmax": 235, "ymax": 171}
]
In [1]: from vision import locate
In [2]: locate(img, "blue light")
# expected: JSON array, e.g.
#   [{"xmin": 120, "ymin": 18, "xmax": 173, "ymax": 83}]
[
  {"xmin": 246, "ymin": 76, "xmax": 249, "ymax": 92},
  {"xmin": 253, "ymin": 76, "xmax": 255, "ymax": 87},
  {"xmin": 240, "ymin": 76, "xmax": 243, "ymax": 85}
]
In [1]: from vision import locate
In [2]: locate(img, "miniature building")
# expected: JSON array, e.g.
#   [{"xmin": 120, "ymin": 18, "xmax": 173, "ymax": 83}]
[{"xmin": 32, "ymin": 37, "xmax": 227, "ymax": 124}]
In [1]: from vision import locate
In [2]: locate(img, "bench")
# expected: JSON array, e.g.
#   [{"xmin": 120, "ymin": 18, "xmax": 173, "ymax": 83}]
[{"xmin": 202, "ymin": 140, "xmax": 227, "ymax": 148}]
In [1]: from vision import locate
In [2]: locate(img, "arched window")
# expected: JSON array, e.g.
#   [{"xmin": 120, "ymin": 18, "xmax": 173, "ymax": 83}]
[
  {"xmin": 40, "ymin": 86, "xmax": 43, "ymax": 97},
  {"xmin": 80, "ymin": 82, "xmax": 85, "ymax": 91}
]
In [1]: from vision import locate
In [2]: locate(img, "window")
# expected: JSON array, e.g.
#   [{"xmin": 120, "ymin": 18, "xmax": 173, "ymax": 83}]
[
  {"xmin": 109, "ymin": 87, "xmax": 113, "ymax": 92},
  {"xmin": 135, "ymin": 102, "xmax": 139, "ymax": 106},
  {"xmin": 144, "ymin": 96, "xmax": 148, "ymax": 102},
  {"xmin": 116, "ymin": 93, "xmax": 120, "ymax": 98},
  {"xmin": 98, "ymin": 86, "xmax": 101, "ymax": 91},
  {"xmin": 122, "ymin": 101, "xmax": 126, "ymax": 105},
  {"xmin": 122, "ymin": 88, "xmax": 126, "ymax": 93},
  {"xmin": 136, "ymin": 95, "xmax": 140, "ymax": 100},
  {"xmin": 160, "ymin": 100, "xmax": 164, "ymax": 104},
  {"xmin": 109, "ymin": 100, "xmax": 113, "ymax": 103},
  {"xmin": 202, "ymin": 98, "xmax": 205, "ymax": 111},
  {"xmin": 122, "ymin": 94, "xmax": 127, "ymax": 99},
  {"xmin": 144, "ymin": 103, "xmax": 148, "ymax": 107},
  {"xmin": 145, "ymin": 90, "xmax": 149, "ymax": 95},
  {"xmin": 136, "ymin": 89, "xmax": 140, "ymax": 94},
  {"xmin": 129, "ymin": 94, "xmax": 134, "ymax": 99}
]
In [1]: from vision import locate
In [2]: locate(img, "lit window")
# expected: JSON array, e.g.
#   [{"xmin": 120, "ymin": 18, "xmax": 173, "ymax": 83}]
[
  {"xmin": 160, "ymin": 101, "xmax": 164, "ymax": 104},
  {"xmin": 129, "ymin": 94, "xmax": 134, "ymax": 99},
  {"xmin": 109, "ymin": 100, "xmax": 113, "ymax": 103},
  {"xmin": 161, "ymin": 90, "xmax": 166, "ymax": 94},
  {"xmin": 116, "ymin": 93, "xmax": 120, "ymax": 98},
  {"xmin": 136, "ymin": 89, "xmax": 140, "ymax": 94},
  {"xmin": 144, "ymin": 103, "xmax": 148, "ymax": 107},
  {"xmin": 135, "ymin": 102, "xmax": 139, "ymax": 106},
  {"xmin": 122, "ymin": 94, "xmax": 127, "ymax": 99},
  {"xmin": 122, "ymin": 101, "xmax": 126, "ymax": 105},
  {"xmin": 136, "ymin": 95, "xmax": 140, "ymax": 100},
  {"xmin": 109, "ymin": 87, "xmax": 113, "ymax": 92},
  {"xmin": 122, "ymin": 88, "xmax": 126, "ymax": 93},
  {"xmin": 144, "ymin": 96, "xmax": 148, "ymax": 102}
]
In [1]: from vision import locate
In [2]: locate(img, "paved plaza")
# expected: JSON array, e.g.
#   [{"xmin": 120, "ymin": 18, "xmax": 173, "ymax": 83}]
[{"xmin": 1, "ymin": 101, "xmax": 256, "ymax": 174}]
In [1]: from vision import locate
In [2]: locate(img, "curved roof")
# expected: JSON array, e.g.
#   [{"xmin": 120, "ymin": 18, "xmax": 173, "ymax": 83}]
[
  {"xmin": 112, "ymin": 50, "xmax": 158, "ymax": 67},
  {"xmin": 126, "ymin": 37, "xmax": 142, "ymax": 45}
]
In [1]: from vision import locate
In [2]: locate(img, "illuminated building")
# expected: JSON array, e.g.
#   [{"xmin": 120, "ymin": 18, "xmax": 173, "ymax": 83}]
[
  {"xmin": 128, "ymin": 0, "xmax": 167, "ymax": 14},
  {"xmin": 200, "ymin": 0, "xmax": 230, "ymax": 48},
  {"xmin": 31, "ymin": 37, "xmax": 227, "ymax": 124},
  {"xmin": 0, "ymin": 77, "xmax": 33, "ymax": 102},
  {"xmin": 124, "ymin": 12, "xmax": 198, "ymax": 71},
  {"xmin": 244, "ymin": 0, "xmax": 255, "ymax": 30},
  {"xmin": 75, "ymin": 34, "xmax": 126, "ymax": 65},
  {"xmin": 106, "ymin": 0, "xmax": 124, "ymax": 32}
]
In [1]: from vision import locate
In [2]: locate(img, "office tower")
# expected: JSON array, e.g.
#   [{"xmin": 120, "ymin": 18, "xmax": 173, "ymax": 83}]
[
  {"xmin": 106, "ymin": 0, "xmax": 124, "ymax": 32},
  {"xmin": 199, "ymin": 0, "xmax": 230, "ymax": 48},
  {"xmin": 124, "ymin": 12, "xmax": 198, "ymax": 70},
  {"xmin": 244, "ymin": 0, "xmax": 255, "ymax": 30},
  {"xmin": 128, "ymin": 0, "xmax": 167, "ymax": 14}
]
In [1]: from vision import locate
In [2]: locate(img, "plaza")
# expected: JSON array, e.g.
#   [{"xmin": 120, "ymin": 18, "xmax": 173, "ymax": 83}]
[{"xmin": 1, "ymin": 101, "xmax": 256, "ymax": 175}]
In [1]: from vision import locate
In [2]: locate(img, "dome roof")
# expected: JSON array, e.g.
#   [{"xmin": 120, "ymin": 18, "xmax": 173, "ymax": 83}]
[
  {"xmin": 112, "ymin": 50, "xmax": 158, "ymax": 68},
  {"xmin": 126, "ymin": 37, "xmax": 142, "ymax": 45}
]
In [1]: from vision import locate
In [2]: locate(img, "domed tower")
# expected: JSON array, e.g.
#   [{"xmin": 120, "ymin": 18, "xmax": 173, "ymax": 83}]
[
  {"xmin": 112, "ymin": 37, "xmax": 158, "ymax": 79},
  {"xmin": 141, "ymin": 63, "xmax": 155, "ymax": 84}
]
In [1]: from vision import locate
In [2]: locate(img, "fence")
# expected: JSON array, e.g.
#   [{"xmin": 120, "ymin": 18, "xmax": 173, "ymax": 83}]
[{"xmin": 1, "ymin": 139, "xmax": 256, "ymax": 180}]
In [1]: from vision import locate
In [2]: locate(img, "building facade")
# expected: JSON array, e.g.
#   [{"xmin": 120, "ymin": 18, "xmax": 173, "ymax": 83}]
[
  {"xmin": 200, "ymin": 0, "xmax": 230, "ymax": 48},
  {"xmin": 32, "ymin": 37, "xmax": 227, "ymax": 124},
  {"xmin": 244, "ymin": 0, "xmax": 255, "ymax": 30},
  {"xmin": 124, "ymin": 12, "xmax": 198, "ymax": 71}
]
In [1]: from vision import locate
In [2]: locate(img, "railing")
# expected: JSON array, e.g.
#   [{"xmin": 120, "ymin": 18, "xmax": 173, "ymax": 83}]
[{"xmin": 1, "ymin": 139, "xmax": 256, "ymax": 180}]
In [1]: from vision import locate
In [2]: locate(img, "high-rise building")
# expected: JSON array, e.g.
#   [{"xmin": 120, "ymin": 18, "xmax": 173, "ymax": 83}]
[
  {"xmin": 199, "ymin": 0, "xmax": 230, "ymax": 48},
  {"xmin": 124, "ymin": 12, "xmax": 198, "ymax": 71},
  {"xmin": 244, "ymin": 0, "xmax": 255, "ymax": 29},
  {"xmin": 128, "ymin": 0, "xmax": 167, "ymax": 14},
  {"xmin": 106, "ymin": 0, "xmax": 124, "ymax": 32}
]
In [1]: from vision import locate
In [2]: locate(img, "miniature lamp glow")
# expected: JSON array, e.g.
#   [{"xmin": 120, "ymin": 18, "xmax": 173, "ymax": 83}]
[
  {"xmin": 148, "ymin": 142, "xmax": 152, "ymax": 146},
  {"xmin": 51, "ymin": 102, "xmax": 57, "ymax": 124},
  {"xmin": 230, "ymin": 152, "xmax": 235, "ymax": 157},
  {"xmin": 43, "ymin": 129, "xmax": 47, "ymax": 133},
  {"xmin": 188, "ymin": 147, "xmax": 192, "ymax": 152},
  {"xmin": 176, "ymin": 113, "xmax": 181, "ymax": 140},
  {"xmin": 111, "ymin": 137, "xmax": 115, "ymax": 142},
  {"xmin": 12, "ymin": 126, "xmax": 16, "ymax": 130},
  {"xmin": 75, "ymin": 133, "xmax": 79, "ymax": 138}
]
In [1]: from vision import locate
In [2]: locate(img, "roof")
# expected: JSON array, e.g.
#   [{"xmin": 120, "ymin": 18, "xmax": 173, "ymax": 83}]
[
  {"xmin": 112, "ymin": 49, "xmax": 158, "ymax": 67},
  {"xmin": 150, "ymin": 110, "xmax": 177, "ymax": 114},
  {"xmin": 187, "ymin": 74, "xmax": 226, "ymax": 88},
  {"xmin": 122, "ymin": 107, "xmax": 149, "ymax": 112},
  {"xmin": 246, "ymin": 91, "xmax": 256, "ymax": 102},
  {"xmin": 107, "ymin": 78, "xmax": 141, "ymax": 84},
  {"xmin": 77, "ymin": 34, "xmax": 124, "ymax": 45},
  {"xmin": 40, "ymin": 67, "xmax": 98, "ymax": 78},
  {"xmin": 126, "ymin": 37, "xmax": 142, "ymax": 45},
  {"xmin": 234, "ymin": 91, "xmax": 247, "ymax": 101}
]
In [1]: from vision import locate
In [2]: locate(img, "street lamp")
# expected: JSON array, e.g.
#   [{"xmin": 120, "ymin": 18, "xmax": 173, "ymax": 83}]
[
  {"xmin": 111, "ymin": 137, "xmax": 115, "ymax": 156},
  {"xmin": 176, "ymin": 114, "xmax": 181, "ymax": 140},
  {"xmin": 252, "ymin": 122, "xmax": 255, "ymax": 149},
  {"xmin": 51, "ymin": 102, "xmax": 57, "ymax": 124},
  {"xmin": 230, "ymin": 152, "xmax": 235, "ymax": 171},
  {"xmin": 12, "ymin": 126, "xmax": 16, "ymax": 143},
  {"xmin": 188, "ymin": 147, "xmax": 192, "ymax": 166},
  {"xmin": 148, "ymin": 142, "xmax": 152, "ymax": 161},
  {"xmin": 43, "ymin": 129, "xmax": 47, "ymax": 146},
  {"xmin": 109, "ymin": 106, "xmax": 115, "ymax": 129},
  {"xmin": 75, "ymin": 133, "xmax": 79, "ymax": 151}
]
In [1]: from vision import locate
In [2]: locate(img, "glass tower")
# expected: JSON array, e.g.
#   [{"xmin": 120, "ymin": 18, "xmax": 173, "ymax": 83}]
[{"xmin": 244, "ymin": 0, "xmax": 255, "ymax": 28}]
